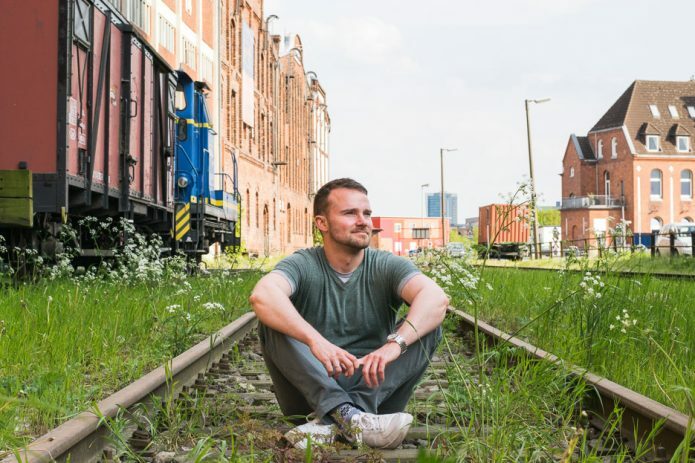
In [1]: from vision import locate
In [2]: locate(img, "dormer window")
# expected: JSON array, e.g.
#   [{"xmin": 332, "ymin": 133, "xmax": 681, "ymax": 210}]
[
  {"xmin": 646, "ymin": 135, "xmax": 660, "ymax": 152},
  {"xmin": 649, "ymin": 105, "xmax": 661, "ymax": 118},
  {"xmin": 688, "ymin": 106, "xmax": 695, "ymax": 118},
  {"xmin": 677, "ymin": 136, "xmax": 690, "ymax": 152},
  {"xmin": 669, "ymin": 105, "xmax": 680, "ymax": 118}
]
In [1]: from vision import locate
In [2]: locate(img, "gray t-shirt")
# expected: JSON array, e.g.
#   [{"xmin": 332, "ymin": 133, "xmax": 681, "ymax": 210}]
[{"xmin": 273, "ymin": 247, "xmax": 420, "ymax": 356}]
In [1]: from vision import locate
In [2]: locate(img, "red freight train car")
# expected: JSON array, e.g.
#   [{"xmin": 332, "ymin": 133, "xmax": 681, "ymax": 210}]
[
  {"xmin": 0, "ymin": 0, "xmax": 176, "ymax": 252},
  {"xmin": 478, "ymin": 204, "xmax": 529, "ymax": 258}
]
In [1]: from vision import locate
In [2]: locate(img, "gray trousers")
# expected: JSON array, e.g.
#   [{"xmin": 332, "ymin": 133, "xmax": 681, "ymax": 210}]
[{"xmin": 259, "ymin": 324, "xmax": 442, "ymax": 421}]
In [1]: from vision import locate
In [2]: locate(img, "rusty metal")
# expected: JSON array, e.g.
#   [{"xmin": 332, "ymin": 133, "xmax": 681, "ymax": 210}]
[
  {"xmin": 451, "ymin": 308, "xmax": 694, "ymax": 460},
  {"xmin": 2, "ymin": 312, "xmax": 257, "ymax": 463}
]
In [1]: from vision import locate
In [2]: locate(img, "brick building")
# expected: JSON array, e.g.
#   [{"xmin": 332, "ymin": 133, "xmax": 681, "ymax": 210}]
[
  {"xmin": 561, "ymin": 80, "xmax": 695, "ymax": 247},
  {"xmin": 116, "ymin": 0, "xmax": 329, "ymax": 256},
  {"xmin": 370, "ymin": 217, "xmax": 449, "ymax": 255}
]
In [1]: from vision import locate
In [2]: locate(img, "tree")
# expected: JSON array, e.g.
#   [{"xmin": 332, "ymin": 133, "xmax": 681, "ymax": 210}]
[{"xmin": 537, "ymin": 209, "xmax": 560, "ymax": 227}]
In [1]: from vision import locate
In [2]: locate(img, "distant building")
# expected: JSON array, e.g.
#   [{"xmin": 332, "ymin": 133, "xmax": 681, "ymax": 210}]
[
  {"xmin": 370, "ymin": 216, "xmax": 450, "ymax": 255},
  {"xmin": 561, "ymin": 80, "xmax": 695, "ymax": 246},
  {"xmin": 463, "ymin": 216, "xmax": 479, "ymax": 238},
  {"xmin": 426, "ymin": 192, "xmax": 458, "ymax": 226}
]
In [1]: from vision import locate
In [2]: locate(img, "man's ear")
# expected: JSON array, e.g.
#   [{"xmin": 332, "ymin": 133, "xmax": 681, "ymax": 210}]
[{"xmin": 315, "ymin": 215, "xmax": 328, "ymax": 232}]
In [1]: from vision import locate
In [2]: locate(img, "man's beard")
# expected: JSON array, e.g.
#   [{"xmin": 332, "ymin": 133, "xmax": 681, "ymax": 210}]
[{"xmin": 330, "ymin": 227, "xmax": 371, "ymax": 250}]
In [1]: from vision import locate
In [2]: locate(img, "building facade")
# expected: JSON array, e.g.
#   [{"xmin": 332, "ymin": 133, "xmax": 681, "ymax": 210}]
[
  {"xmin": 426, "ymin": 192, "xmax": 458, "ymax": 226},
  {"xmin": 561, "ymin": 80, "xmax": 695, "ymax": 246},
  {"xmin": 116, "ymin": 0, "xmax": 330, "ymax": 256},
  {"xmin": 370, "ymin": 217, "xmax": 450, "ymax": 255}
]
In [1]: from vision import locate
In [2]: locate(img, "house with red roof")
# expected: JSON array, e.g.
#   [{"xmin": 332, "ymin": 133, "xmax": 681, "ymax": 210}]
[{"xmin": 561, "ymin": 80, "xmax": 695, "ymax": 247}]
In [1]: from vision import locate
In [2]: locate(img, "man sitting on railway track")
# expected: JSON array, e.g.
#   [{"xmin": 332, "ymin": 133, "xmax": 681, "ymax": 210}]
[{"xmin": 249, "ymin": 178, "xmax": 449, "ymax": 449}]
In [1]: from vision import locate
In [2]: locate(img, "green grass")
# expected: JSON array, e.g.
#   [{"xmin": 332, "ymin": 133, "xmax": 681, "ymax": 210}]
[
  {"xmin": 0, "ymin": 270, "xmax": 261, "ymax": 450},
  {"xmin": 466, "ymin": 265, "xmax": 695, "ymax": 415}
]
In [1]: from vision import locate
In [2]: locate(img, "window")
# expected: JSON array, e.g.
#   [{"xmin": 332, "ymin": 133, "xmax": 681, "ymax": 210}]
[
  {"xmin": 120, "ymin": 0, "xmax": 151, "ymax": 34},
  {"xmin": 597, "ymin": 139, "xmax": 603, "ymax": 159},
  {"xmin": 245, "ymin": 189, "xmax": 250, "ymax": 226},
  {"xmin": 182, "ymin": 38, "xmax": 197, "ymax": 69},
  {"xmin": 688, "ymin": 106, "xmax": 695, "ymax": 118},
  {"xmin": 412, "ymin": 228, "xmax": 430, "ymax": 239},
  {"xmin": 185, "ymin": 0, "xmax": 192, "ymax": 14},
  {"xmin": 158, "ymin": 16, "xmax": 175, "ymax": 52},
  {"xmin": 650, "ymin": 217, "xmax": 662, "ymax": 231},
  {"xmin": 201, "ymin": 54, "xmax": 214, "ymax": 84},
  {"xmin": 677, "ymin": 136, "xmax": 690, "ymax": 152},
  {"xmin": 649, "ymin": 104, "xmax": 660, "ymax": 118},
  {"xmin": 604, "ymin": 171, "xmax": 611, "ymax": 197},
  {"xmin": 650, "ymin": 169, "xmax": 663, "ymax": 198},
  {"xmin": 681, "ymin": 170, "xmax": 693, "ymax": 198},
  {"xmin": 646, "ymin": 135, "xmax": 660, "ymax": 152},
  {"xmin": 569, "ymin": 167, "xmax": 575, "ymax": 178},
  {"xmin": 684, "ymin": 217, "xmax": 694, "ymax": 223},
  {"xmin": 669, "ymin": 105, "xmax": 680, "ymax": 118},
  {"xmin": 394, "ymin": 223, "xmax": 402, "ymax": 233},
  {"xmin": 611, "ymin": 137, "xmax": 618, "ymax": 159}
]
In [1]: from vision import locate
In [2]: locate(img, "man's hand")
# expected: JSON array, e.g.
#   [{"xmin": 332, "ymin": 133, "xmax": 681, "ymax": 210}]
[
  {"xmin": 308, "ymin": 337, "xmax": 359, "ymax": 379},
  {"xmin": 357, "ymin": 342, "xmax": 402, "ymax": 388}
]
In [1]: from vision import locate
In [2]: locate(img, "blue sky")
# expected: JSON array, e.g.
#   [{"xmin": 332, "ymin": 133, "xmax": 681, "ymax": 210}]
[{"xmin": 265, "ymin": 0, "xmax": 695, "ymax": 219}]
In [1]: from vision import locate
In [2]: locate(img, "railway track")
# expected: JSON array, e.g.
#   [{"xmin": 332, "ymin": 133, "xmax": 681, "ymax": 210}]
[
  {"xmin": 4, "ymin": 310, "xmax": 693, "ymax": 462},
  {"xmin": 475, "ymin": 261, "xmax": 695, "ymax": 281}
]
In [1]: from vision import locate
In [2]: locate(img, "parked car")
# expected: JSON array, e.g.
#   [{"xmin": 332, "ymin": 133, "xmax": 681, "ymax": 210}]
[
  {"xmin": 446, "ymin": 242, "xmax": 466, "ymax": 258},
  {"xmin": 655, "ymin": 223, "xmax": 695, "ymax": 256}
]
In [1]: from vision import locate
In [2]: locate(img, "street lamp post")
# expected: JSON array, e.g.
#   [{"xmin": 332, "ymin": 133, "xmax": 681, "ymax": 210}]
[
  {"xmin": 525, "ymin": 98, "xmax": 550, "ymax": 259},
  {"xmin": 420, "ymin": 183, "xmax": 429, "ymax": 225},
  {"xmin": 440, "ymin": 148, "xmax": 457, "ymax": 247}
]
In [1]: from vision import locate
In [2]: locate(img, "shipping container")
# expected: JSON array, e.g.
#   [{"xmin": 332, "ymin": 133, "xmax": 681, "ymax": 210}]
[{"xmin": 478, "ymin": 204, "xmax": 529, "ymax": 245}]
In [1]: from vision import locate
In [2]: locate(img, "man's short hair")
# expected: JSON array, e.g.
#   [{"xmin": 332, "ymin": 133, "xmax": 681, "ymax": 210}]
[{"xmin": 313, "ymin": 178, "xmax": 368, "ymax": 217}]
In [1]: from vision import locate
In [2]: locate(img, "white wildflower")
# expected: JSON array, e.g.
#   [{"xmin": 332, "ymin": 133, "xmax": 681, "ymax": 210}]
[
  {"xmin": 203, "ymin": 302, "xmax": 225, "ymax": 311},
  {"xmin": 165, "ymin": 304, "xmax": 180, "ymax": 313}
]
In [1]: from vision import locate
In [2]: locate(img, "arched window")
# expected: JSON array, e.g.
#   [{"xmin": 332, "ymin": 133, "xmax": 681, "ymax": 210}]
[
  {"xmin": 273, "ymin": 198, "xmax": 276, "ymax": 231},
  {"xmin": 681, "ymin": 170, "xmax": 693, "ymax": 198},
  {"xmin": 569, "ymin": 167, "xmax": 575, "ymax": 178},
  {"xmin": 246, "ymin": 188, "xmax": 250, "ymax": 227},
  {"xmin": 650, "ymin": 217, "xmax": 663, "ymax": 231},
  {"xmin": 229, "ymin": 19, "xmax": 237, "ymax": 66},
  {"xmin": 683, "ymin": 217, "xmax": 693, "ymax": 223},
  {"xmin": 604, "ymin": 171, "xmax": 611, "ymax": 197},
  {"xmin": 597, "ymin": 140, "xmax": 603, "ymax": 159},
  {"xmin": 650, "ymin": 169, "xmax": 663, "ymax": 198},
  {"xmin": 255, "ymin": 192, "xmax": 259, "ymax": 228},
  {"xmin": 611, "ymin": 137, "xmax": 618, "ymax": 159}
]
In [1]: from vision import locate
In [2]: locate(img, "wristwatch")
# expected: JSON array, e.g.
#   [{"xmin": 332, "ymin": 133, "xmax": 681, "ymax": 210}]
[{"xmin": 386, "ymin": 333, "xmax": 408, "ymax": 355}]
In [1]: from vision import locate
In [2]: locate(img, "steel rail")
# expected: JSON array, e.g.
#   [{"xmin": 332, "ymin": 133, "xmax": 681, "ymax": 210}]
[
  {"xmin": 451, "ymin": 308, "xmax": 694, "ymax": 459},
  {"xmin": 5, "ymin": 308, "xmax": 692, "ymax": 461},
  {"xmin": 475, "ymin": 262, "xmax": 695, "ymax": 281},
  {"xmin": 2, "ymin": 312, "xmax": 258, "ymax": 463}
]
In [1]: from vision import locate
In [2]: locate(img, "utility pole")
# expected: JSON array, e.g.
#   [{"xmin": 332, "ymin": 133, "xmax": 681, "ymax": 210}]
[{"xmin": 525, "ymin": 98, "xmax": 550, "ymax": 259}]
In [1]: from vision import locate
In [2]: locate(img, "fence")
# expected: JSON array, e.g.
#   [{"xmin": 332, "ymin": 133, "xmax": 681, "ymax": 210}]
[{"xmin": 523, "ymin": 231, "xmax": 695, "ymax": 259}]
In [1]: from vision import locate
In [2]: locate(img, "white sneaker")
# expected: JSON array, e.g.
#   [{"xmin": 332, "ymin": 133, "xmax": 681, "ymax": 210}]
[
  {"xmin": 348, "ymin": 412, "xmax": 413, "ymax": 449},
  {"xmin": 284, "ymin": 419, "xmax": 336, "ymax": 449}
]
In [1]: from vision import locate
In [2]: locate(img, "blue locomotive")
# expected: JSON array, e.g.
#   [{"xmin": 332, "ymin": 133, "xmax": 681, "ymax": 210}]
[{"xmin": 173, "ymin": 71, "xmax": 240, "ymax": 257}]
